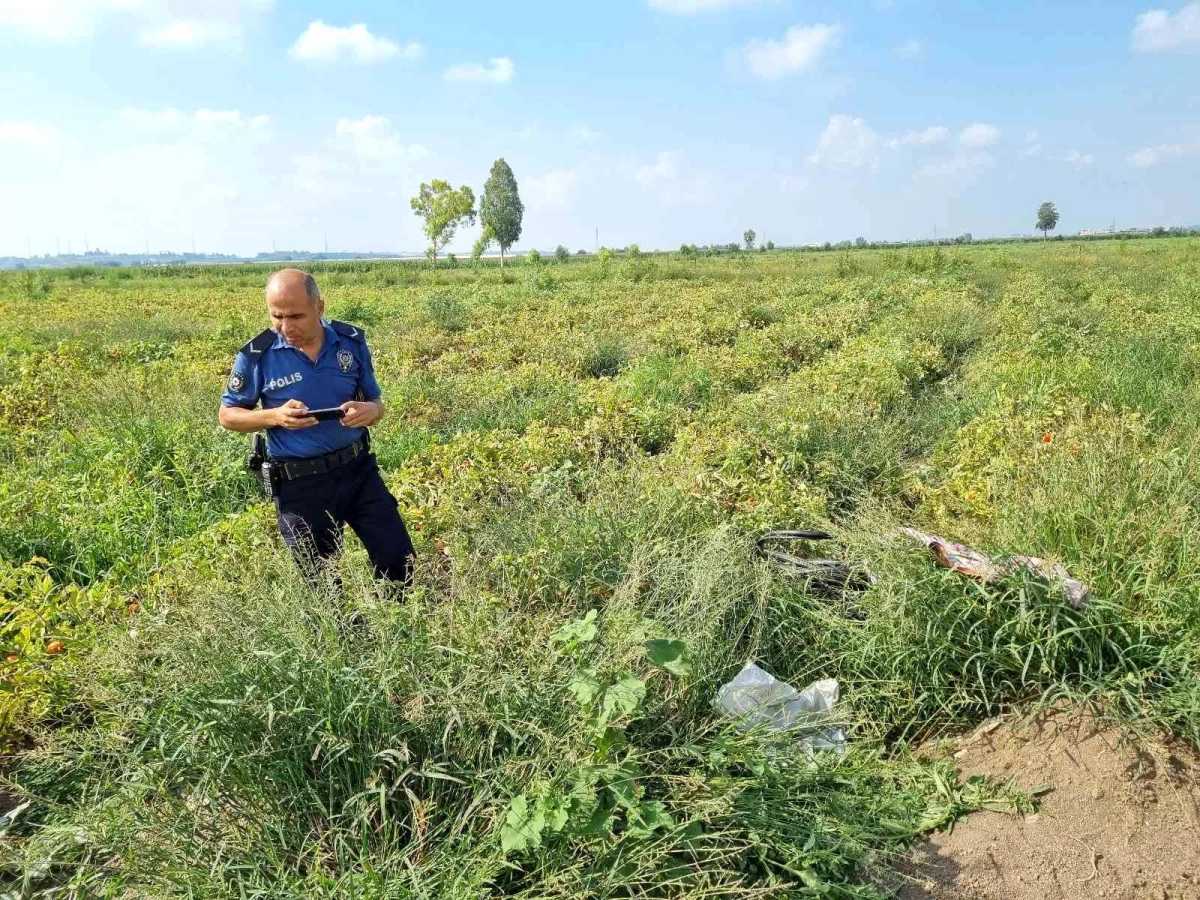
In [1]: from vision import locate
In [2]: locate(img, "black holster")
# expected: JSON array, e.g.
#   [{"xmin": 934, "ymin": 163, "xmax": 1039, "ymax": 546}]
[
  {"xmin": 247, "ymin": 432, "xmax": 266, "ymax": 476},
  {"xmin": 247, "ymin": 433, "xmax": 279, "ymax": 498}
]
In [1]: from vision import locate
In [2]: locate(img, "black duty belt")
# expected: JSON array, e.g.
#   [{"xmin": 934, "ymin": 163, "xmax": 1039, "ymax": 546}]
[{"xmin": 276, "ymin": 438, "xmax": 366, "ymax": 482}]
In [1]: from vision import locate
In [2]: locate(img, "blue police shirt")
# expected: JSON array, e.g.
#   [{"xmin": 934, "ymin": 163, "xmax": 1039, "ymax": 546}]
[{"xmin": 221, "ymin": 320, "xmax": 382, "ymax": 460}]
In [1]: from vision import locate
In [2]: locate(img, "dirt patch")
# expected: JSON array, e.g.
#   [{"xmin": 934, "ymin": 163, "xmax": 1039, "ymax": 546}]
[{"xmin": 899, "ymin": 709, "xmax": 1200, "ymax": 900}]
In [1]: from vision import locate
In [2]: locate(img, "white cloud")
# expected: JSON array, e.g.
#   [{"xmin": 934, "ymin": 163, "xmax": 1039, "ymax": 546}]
[
  {"xmin": 0, "ymin": 109, "xmax": 447, "ymax": 258},
  {"xmin": 139, "ymin": 19, "xmax": 239, "ymax": 47},
  {"xmin": 1019, "ymin": 143, "xmax": 1042, "ymax": 158},
  {"xmin": 808, "ymin": 114, "xmax": 879, "ymax": 170},
  {"xmin": 0, "ymin": 120, "xmax": 61, "ymax": 149},
  {"xmin": 636, "ymin": 151, "xmax": 679, "ymax": 184},
  {"xmin": 0, "ymin": 0, "xmax": 272, "ymax": 47},
  {"xmin": 526, "ymin": 169, "xmax": 581, "ymax": 208},
  {"xmin": 289, "ymin": 151, "xmax": 350, "ymax": 199},
  {"xmin": 0, "ymin": 0, "xmax": 126, "ymax": 39},
  {"xmin": 1057, "ymin": 150, "xmax": 1094, "ymax": 167},
  {"xmin": 958, "ymin": 123, "xmax": 1001, "ymax": 147},
  {"xmin": 444, "ymin": 56, "xmax": 514, "ymax": 84},
  {"xmin": 120, "ymin": 108, "xmax": 268, "ymax": 132},
  {"xmin": 334, "ymin": 115, "xmax": 427, "ymax": 161},
  {"xmin": 886, "ymin": 125, "xmax": 948, "ymax": 148},
  {"xmin": 916, "ymin": 153, "xmax": 994, "ymax": 179},
  {"xmin": 777, "ymin": 174, "xmax": 809, "ymax": 192},
  {"xmin": 522, "ymin": 153, "xmax": 708, "ymax": 213},
  {"xmin": 119, "ymin": 108, "xmax": 186, "ymax": 131},
  {"xmin": 502, "ymin": 122, "xmax": 543, "ymax": 141},
  {"xmin": 508, "ymin": 122, "xmax": 602, "ymax": 143},
  {"xmin": 1132, "ymin": 4, "xmax": 1200, "ymax": 52},
  {"xmin": 195, "ymin": 109, "xmax": 244, "ymax": 125},
  {"xmin": 1127, "ymin": 142, "xmax": 1198, "ymax": 167},
  {"xmin": 0, "ymin": 109, "xmax": 291, "ymax": 258},
  {"xmin": 647, "ymin": 0, "xmax": 760, "ymax": 10},
  {"xmin": 290, "ymin": 21, "xmax": 418, "ymax": 64},
  {"xmin": 740, "ymin": 24, "xmax": 842, "ymax": 81},
  {"xmin": 894, "ymin": 39, "xmax": 922, "ymax": 58}
]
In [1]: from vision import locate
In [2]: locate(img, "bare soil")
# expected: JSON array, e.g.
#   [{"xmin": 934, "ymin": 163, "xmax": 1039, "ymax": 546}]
[{"xmin": 899, "ymin": 708, "xmax": 1200, "ymax": 900}]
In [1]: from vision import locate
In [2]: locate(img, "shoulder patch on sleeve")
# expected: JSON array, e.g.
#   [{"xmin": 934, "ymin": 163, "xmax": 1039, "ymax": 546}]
[
  {"xmin": 329, "ymin": 320, "xmax": 365, "ymax": 342},
  {"xmin": 240, "ymin": 329, "xmax": 275, "ymax": 356}
]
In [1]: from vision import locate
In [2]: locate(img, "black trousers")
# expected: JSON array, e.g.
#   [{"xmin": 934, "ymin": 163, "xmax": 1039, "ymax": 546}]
[{"xmin": 274, "ymin": 452, "xmax": 415, "ymax": 589}]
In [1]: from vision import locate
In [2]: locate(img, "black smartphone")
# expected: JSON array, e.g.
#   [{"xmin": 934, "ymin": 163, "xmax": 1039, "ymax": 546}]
[{"xmin": 305, "ymin": 407, "xmax": 346, "ymax": 421}]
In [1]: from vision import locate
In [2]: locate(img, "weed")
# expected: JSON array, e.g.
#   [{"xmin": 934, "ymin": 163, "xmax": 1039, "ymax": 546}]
[{"xmin": 423, "ymin": 290, "xmax": 469, "ymax": 331}]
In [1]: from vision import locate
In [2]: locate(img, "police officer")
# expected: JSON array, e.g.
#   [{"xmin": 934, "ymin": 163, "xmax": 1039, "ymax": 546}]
[{"xmin": 218, "ymin": 268, "xmax": 414, "ymax": 590}]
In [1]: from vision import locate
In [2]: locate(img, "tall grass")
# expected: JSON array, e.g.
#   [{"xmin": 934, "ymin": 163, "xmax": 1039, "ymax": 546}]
[
  {"xmin": 6, "ymin": 488, "xmax": 1021, "ymax": 898},
  {"xmin": 1, "ymin": 240, "xmax": 1198, "ymax": 896}
]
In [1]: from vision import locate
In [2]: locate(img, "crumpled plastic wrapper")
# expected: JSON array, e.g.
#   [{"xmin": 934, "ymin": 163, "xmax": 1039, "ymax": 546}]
[{"xmin": 714, "ymin": 661, "xmax": 846, "ymax": 756}]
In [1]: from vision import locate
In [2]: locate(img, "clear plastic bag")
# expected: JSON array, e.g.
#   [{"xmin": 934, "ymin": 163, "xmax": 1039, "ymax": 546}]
[{"xmin": 714, "ymin": 661, "xmax": 846, "ymax": 755}]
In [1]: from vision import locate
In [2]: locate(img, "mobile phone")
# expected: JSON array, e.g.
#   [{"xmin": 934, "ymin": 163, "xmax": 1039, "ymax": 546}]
[{"xmin": 305, "ymin": 407, "xmax": 346, "ymax": 421}]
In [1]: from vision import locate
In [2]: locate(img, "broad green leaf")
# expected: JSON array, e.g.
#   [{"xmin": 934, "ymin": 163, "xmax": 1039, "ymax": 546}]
[
  {"xmin": 570, "ymin": 771, "xmax": 599, "ymax": 800},
  {"xmin": 607, "ymin": 761, "xmax": 641, "ymax": 810},
  {"xmin": 637, "ymin": 800, "xmax": 674, "ymax": 831},
  {"xmin": 568, "ymin": 667, "xmax": 602, "ymax": 706},
  {"xmin": 580, "ymin": 802, "xmax": 614, "ymax": 837},
  {"xmin": 646, "ymin": 638, "xmax": 692, "ymax": 676},
  {"xmin": 680, "ymin": 821, "xmax": 705, "ymax": 848},
  {"xmin": 594, "ymin": 725, "xmax": 627, "ymax": 760},
  {"xmin": 550, "ymin": 609, "xmax": 598, "ymax": 649},
  {"xmin": 627, "ymin": 799, "xmax": 675, "ymax": 838},
  {"xmin": 599, "ymin": 676, "xmax": 646, "ymax": 725},
  {"xmin": 542, "ymin": 794, "xmax": 571, "ymax": 833},
  {"xmin": 501, "ymin": 794, "xmax": 545, "ymax": 854}
]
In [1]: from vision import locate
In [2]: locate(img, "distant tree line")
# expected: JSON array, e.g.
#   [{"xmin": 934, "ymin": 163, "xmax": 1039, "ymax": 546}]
[{"xmin": 797, "ymin": 226, "xmax": 1198, "ymax": 253}]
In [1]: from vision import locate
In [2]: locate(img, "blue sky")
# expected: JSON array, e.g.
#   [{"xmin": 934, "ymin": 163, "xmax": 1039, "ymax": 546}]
[{"xmin": 1, "ymin": 0, "xmax": 1198, "ymax": 256}]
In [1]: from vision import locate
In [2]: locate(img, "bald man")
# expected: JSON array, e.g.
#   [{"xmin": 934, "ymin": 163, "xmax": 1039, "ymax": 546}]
[{"xmin": 219, "ymin": 269, "xmax": 414, "ymax": 590}]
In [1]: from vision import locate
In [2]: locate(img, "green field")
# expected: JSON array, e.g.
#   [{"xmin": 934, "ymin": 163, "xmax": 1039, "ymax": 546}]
[{"xmin": 2, "ymin": 240, "xmax": 1199, "ymax": 897}]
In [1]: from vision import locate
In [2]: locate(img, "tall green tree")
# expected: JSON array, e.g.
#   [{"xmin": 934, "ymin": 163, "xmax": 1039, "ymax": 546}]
[
  {"xmin": 411, "ymin": 180, "xmax": 476, "ymax": 265},
  {"xmin": 480, "ymin": 158, "xmax": 524, "ymax": 267},
  {"xmin": 1036, "ymin": 201, "xmax": 1059, "ymax": 239},
  {"xmin": 743, "ymin": 229, "xmax": 756, "ymax": 251}
]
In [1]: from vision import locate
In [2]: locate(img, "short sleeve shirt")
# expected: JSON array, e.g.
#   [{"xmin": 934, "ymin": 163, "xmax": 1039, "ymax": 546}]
[{"xmin": 221, "ymin": 320, "xmax": 382, "ymax": 460}]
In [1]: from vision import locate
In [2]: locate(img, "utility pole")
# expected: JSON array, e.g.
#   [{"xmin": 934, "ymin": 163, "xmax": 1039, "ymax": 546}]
[
  {"xmin": 324, "ymin": 234, "xmax": 328, "ymax": 254},
  {"xmin": 595, "ymin": 227, "xmax": 598, "ymax": 253},
  {"xmin": 84, "ymin": 234, "xmax": 90, "ymax": 253}
]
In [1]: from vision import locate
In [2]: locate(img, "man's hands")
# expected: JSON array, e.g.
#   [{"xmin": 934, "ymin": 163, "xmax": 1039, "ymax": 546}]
[
  {"xmin": 340, "ymin": 399, "xmax": 383, "ymax": 428},
  {"xmin": 218, "ymin": 398, "xmax": 383, "ymax": 434},
  {"xmin": 273, "ymin": 398, "xmax": 318, "ymax": 430}
]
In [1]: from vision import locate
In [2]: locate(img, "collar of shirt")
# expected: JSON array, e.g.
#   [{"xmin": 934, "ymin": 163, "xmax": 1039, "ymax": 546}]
[{"xmin": 269, "ymin": 320, "xmax": 339, "ymax": 357}]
